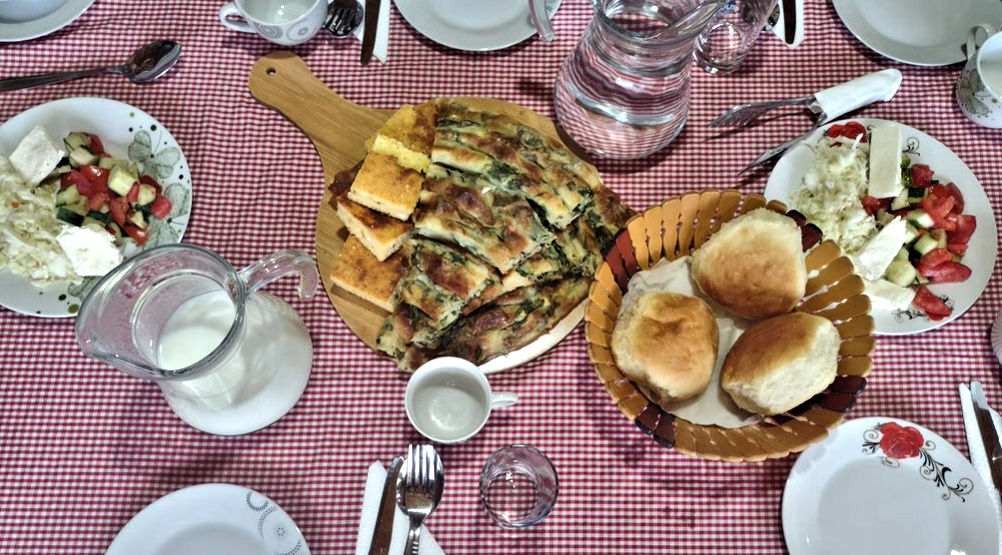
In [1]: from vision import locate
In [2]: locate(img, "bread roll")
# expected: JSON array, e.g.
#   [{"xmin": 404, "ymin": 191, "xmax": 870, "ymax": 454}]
[
  {"xmin": 690, "ymin": 208, "xmax": 806, "ymax": 320},
  {"xmin": 612, "ymin": 293, "xmax": 718, "ymax": 404},
  {"xmin": 721, "ymin": 312, "xmax": 839, "ymax": 415}
]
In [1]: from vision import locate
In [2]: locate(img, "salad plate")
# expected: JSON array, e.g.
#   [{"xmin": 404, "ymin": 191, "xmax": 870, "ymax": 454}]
[
  {"xmin": 764, "ymin": 118, "xmax": 997, "ymax": 335},
  {"xmin": 0, "ymin": 0, "xmax": 96, "ymax": 43},
  {"xmin": 782, "ymin": 417, "xmax": 1000, "ymax": 555},
  {"xmin": 106, "ymin": 483, "xmax": 310, "ymax": 555},
  {"xmin": 0, "ymin": 97, "xmax": 192, "ymax": 318},
  {"xmin": 394, "ymin": 0, "xmax": 561, "ymax": 52},
  {"xmin": 831, "ymin": 0, "xmax": 1002, "ymax": 66}
]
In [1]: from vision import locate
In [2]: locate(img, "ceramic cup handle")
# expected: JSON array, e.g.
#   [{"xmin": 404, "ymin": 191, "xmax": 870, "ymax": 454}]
[
  {"xmin": 491, "ymin": 392, "xmax": 519, "ymax": 409},
  {"xmin": 219, "ymin": 3, "xmax": 255, "ymax": 33}
]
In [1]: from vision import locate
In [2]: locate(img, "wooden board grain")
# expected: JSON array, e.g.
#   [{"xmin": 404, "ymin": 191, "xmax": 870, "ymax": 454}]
[{"xmin": 247, "ymin": 51, "xmax": 596, "ymax": 353}]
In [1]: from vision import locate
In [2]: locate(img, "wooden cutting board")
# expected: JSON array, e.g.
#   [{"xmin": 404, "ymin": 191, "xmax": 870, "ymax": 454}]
[{"xmin": 247, "ymin": 51, "xmax": 591, "ymax": 350}]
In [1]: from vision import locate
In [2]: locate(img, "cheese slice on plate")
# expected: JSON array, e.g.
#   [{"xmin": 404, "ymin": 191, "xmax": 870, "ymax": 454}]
[
  {"xmin": 852, "ymin": 216, "xmax": 908, "ymax": 281},
  {"xmin": 867, "ymin": 126, "xmax": 903, "ymax": 199},
  {"xmin": 864, "ymin": 278, "xmax": 916, "ymax": 311},
  {"xmin": 9, "ymin": 126, "xmax": 64, "ymax": 186}
]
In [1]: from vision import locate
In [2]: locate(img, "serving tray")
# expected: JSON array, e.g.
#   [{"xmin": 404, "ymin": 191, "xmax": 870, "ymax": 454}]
[
  {"xmin": 584, "ymin": 190, "xmax": 876, "ymax": 461},
  {"xmin": 247, "ymin": 52, "xmax": 594, "ymax": 371}
]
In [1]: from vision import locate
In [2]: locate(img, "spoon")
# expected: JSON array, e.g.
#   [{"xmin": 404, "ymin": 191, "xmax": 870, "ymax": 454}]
[{"xmin": 0, "ymin": 40, "xmax": 181, "ymax": 93}]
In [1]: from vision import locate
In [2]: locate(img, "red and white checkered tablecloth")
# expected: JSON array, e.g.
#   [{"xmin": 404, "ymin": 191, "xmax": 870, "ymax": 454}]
[{"xmin": 2, "ymin": 1, "xmax": 1001, "ymax": 553}]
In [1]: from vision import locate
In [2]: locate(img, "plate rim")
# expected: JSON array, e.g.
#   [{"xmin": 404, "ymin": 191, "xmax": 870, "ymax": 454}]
[
  {"xmin": 0, "ymin": 0, "xmax": 96, "ymax": 42},
  {"xmin": 763, "ymin": 117, "xmax": 998, "ymax": 336},
  {"xmin": 0, "ymin": 96, "xmax": 193, "ymax": 318},
  {"xmin": 781, "ymin": 416, "xmax": 1000, "ymax": 555},
  {"xmin": 105, "ymin": 483, "xmax": 309, "ymax": 555},
  {"xmin": 393, "ymin": 0, "xmax": 562, "ymax": 52},
  {"xmin": 830, "ymin": 0, "xmax": 1002, "ymax": 66}
]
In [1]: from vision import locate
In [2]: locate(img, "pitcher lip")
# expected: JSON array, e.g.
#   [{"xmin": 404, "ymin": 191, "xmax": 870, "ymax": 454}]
[{"xmin": 75, "ymin": 243, "xmax": 248, "ymax": 381}]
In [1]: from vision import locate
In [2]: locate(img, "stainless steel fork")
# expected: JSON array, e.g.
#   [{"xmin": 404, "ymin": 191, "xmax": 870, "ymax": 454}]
[
  {"xmin": 396, "ymin": 445, "xmax": 445, "ymax": 555},
  {"xmin": 325, "ymin": 0, "xmax": 363, "ymax": 37},
  {"xmin": 709, "ymin": 94, "xmax": 815, "ymax": 127}
]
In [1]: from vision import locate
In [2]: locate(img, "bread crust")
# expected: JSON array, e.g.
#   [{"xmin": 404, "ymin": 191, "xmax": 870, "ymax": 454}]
[
  {"xmin": 612, "ymin": 293, "xmax": 718, "ymax": 404},
  {"xmin": 721, "ymin": 312, "xmax": 839, "ymax": 415},
  {"xmin": 690, "ymin": 209, "xmax": 806, "ymax": 320}
]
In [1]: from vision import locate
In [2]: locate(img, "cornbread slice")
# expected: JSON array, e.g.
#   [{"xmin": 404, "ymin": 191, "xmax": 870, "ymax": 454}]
[
  {"xmin": 348, "ymin": 152, "xmax": 424, "ymax": 221},
  {"xmin": 370, "ymin": 103, "xmax": 437, "ymax": 172},
  {"xmin": 336, "ymin": 195, "xmax": 412, "ymax": 261},
  {"xmin": 329, "ymin": 235, "xmax": 406, "ymax": 312}
]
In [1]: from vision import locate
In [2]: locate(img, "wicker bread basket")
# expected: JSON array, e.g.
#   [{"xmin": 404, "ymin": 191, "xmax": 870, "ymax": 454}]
[{"xmin": 584, "ymin": 190, "xmax": 875, "ymax": 462}]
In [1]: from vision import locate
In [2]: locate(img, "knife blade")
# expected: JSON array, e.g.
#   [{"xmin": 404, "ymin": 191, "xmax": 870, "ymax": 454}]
[
  {"xmin": 971, "ymin": 382, "xmax": 1002, "ymax": 495},
  {"xmin": 781, "ymin": 0, "xmax": 796, "ymax": 46},
  {"xmin": 368, "ymin": 456, "xmax": 403, "ymax": 555},
  {"xmin": 360, "ymin": 0, "xmax": 381, "ymax": 65}
]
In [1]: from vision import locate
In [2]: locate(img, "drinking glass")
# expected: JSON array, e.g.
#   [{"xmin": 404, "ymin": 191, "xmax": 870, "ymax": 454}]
[
  {"xmin": 694, "ymin": 0, "xmax": 778, "ymax": 74},
  {"xmin": 480, "ymin": 445, "xmax": 558, "ymax": 529}
]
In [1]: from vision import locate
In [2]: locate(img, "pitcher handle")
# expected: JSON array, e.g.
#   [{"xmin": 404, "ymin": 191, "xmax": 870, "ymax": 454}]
[
  {"xmin": 528, "ymin": 0, "xmax": 555, "ymax": 41},
  {"xmin": 238, "ymin": 249, "xmax": 319, "ymax": 299}
]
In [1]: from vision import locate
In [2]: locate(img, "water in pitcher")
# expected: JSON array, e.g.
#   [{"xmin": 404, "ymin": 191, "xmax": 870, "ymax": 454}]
[{"xmin": 553, "ymin": 0, "xmax": 722, "ymax": 159}]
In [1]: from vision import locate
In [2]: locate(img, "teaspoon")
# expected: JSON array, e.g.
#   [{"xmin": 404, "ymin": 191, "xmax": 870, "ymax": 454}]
[{"xmin": 0, "ymin": 40, "xmax": 181, "ymax": 93}]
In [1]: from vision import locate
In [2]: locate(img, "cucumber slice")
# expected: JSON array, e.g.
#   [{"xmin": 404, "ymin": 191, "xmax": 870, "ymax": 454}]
[
  {"xmin": 54, "ymin": 164, "xmax": 71, "ymax": 175},
  {"xmin": 876, "ymin": 210, "xmax": 894, "ymax": 226},
  {"xmin": 913, "ymin": 233, "xmax": 938, "ymax": 255},
  {"xmin": 907, "ymin": 209, "xmax": 935, "ymax": 229},
  {"xmin": 55, "ymin": 185, "xmax": 80, "ymax": 206},
  {"xmin": 895, "ymin": 247, "xmax": 910, "ymax": 261},
  {"xmin": 85, "ymin": 210, "xmax": 110, "ymax": 224},
  {"xmin": 56, "ymin": 207, "xmax": 84, "ymax": 226},
  {"xmin": 931, "ymin": 228, "xmax": 947, "ymax": 249},
  {"xmin": 903, "ymin": 222, "xmax": 920, "ymax": 243},
  {"xmin": 98, "ymin": 157, "xmax": 130, "ymax": 171},
  {"xmin": 890, "ymin": 188, "xmax": 910, "ymax": 211},
  {"xmin": 107, "ymin": 222, "xmax": 123, "ymax": 240},
  {"xmin": 137, "ymin": 184, "xmax": 156, "ymax": 206},
  {"xmin": 885, "ymin": 259, "xmax": 918, "ymax": 287},
  {"xmin": 64, "ymin": 132, "xmax": 90, "ymax": 151},
  {"xmin": 129, "ymin": 211, "xmax": 146, "ymax": 229},
  {"xmin": 108, "ymin": 165, "xmax": 136, "ymax": 197},
  {"xmin": 68, "ymin": 147, "xmax": 98, "ymax": 168}
]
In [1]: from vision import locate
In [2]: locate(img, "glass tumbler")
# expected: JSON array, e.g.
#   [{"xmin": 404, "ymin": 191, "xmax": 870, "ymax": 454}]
[
  {"xmin": 480, "ymin": 445, "xmax": 559, "ymax": 529},
  {"xmin": 694, "ymin": 0, "xmax": 778, "ymax": 74}
]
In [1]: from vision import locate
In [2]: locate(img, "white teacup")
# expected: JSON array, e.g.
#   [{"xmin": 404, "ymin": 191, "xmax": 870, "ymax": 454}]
[
  {"xmin": 957, "ymin": 25, "xmax": 1002, "ymax": 128},
  {"xmin": 218, "ymin": 0, "xmax": 328, "ymax": 46},
  {"xmin": 0, "ymin": 0, "xmax": 68, "ymax": 22},
  {"xmin": 405, "ymin": 357, "xmax": 518, "ymax": 444}
]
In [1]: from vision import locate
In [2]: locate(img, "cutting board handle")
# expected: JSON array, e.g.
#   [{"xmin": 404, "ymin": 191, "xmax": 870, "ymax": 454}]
[{"xmin": 248, "ymin": 51, "xmax": 389, "ymax": 183}]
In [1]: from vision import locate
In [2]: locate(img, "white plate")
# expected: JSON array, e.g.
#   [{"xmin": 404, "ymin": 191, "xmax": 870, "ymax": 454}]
[
  {"xmin": 783, "ymin": 417, "xmax": 1000, "ymax": 555},
  {"xmin": 831, "ymin": 0, "xmax": 1002, "ymax": 66},
  {"xmin": 106, "ymin": 483, "xmax": 310, "ymax": 555},
  {"xmin": 0, "ymin": 0, "xmax": 96, "ymax": 42},
  {"xmin": 394, "ymin": 0, "xmax": 561, "ymax": 52},
  {"xmin": 0, "ymin": 97, "xmax": 193, "ymax": 318},
  {"xmin": 764, "ymin": 118, "xmax": 997, "ymax": 335}
]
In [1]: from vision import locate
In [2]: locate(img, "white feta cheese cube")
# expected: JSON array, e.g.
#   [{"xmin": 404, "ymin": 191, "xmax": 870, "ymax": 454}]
[
  {"xmin": 56, "ymin": 224, "xmax": 123, "ymax": 277},
  {"xmin": 867, "ymin": 126, "xmax": 903, "ymax": 199},
  {"xmin": 852, "ymin": 217, "xmax": 908, "ymax": 281},
  {"xmin": 864, "ymin": 278, "xmax": 917, "ymax": 311},
  {"xmin": 8, "ymin": 126, "xmax": 64, "ymax": 186}
]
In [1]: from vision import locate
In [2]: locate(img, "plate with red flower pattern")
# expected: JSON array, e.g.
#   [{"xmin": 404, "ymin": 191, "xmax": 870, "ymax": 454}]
[{"xmin": 782, "ymin": 417, "xmax": 1000, "ymax": 555}]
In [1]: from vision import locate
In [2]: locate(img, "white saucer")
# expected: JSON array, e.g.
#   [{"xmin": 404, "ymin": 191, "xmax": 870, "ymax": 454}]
[
  {"xmin": 783, "ymin": 417, "xmax": 999, "ymax": 555},
  {"xmin": 394, "ymin": 0, "xmax": 562, "ymax": 52},
  {"xmin": 832, "ymin": 0, "xmax": 1002, "ymax": 66},
  {"xmin": 0, "ymin": 0, "xmax": 96, "ymax": 42},
  {"xmin": 106, "ymin": 484, "xmax": 310, "ymax": 555}
]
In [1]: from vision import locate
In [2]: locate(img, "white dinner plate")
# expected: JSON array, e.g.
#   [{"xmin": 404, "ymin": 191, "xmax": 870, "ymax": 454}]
[
  {"xmin": 0, "ymin": 0, "xmax": 96, "ymax": 43},
  {"xmin": 764, "ymin": 118, "xmax": 997, "ymax": 335},
  {"xmin": 394, "ymin": 0, "xmax": 561, "ymax": 52},
  {"xmin": 782, "ymin": 417, "xmax": 1000, "ymax": 555},
  {"xmin": 0, "ymin": 97, "xmax": 193, "ymax": 318},
  {"xmin": 831, "ymin": 0, "xmax": 1002, "ymax": 66},
  {"xmin": 106, "ymin": 484, "xmax": 310, "ymax": 555}
]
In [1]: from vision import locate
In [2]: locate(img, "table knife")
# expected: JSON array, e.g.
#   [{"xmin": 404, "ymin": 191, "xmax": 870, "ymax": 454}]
[
  {"xmin": 360, "ymin": 0, "xmax": 381, "ymax": 65},
  {"xmin": 368, "ymin": 456, "xmax": 403, "ymax": 555},
  {"xmin": 781, "ymin": 0, "xmax": 796, "ymax": 46},
  {"xmin": 970, "ymin": 381, "xmax": 1002, "ymax": 495}
]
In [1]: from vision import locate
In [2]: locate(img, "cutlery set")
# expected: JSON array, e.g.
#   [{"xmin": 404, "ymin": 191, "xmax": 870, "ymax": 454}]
[{"xmin": 369, "ymin": 445, "xmax": 444, "ymax": 555}]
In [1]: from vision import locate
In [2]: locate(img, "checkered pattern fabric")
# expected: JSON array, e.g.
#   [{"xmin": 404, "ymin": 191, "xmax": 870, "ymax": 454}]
[{"xmin": 2, "ymin": 1, "xmax": 1000, "ymax": 553}]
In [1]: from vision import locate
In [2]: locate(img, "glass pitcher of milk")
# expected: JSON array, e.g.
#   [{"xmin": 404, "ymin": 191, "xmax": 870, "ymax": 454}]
[{"xmin": 75, "ymin": 244, "xmax": 319, "ymax": 436}]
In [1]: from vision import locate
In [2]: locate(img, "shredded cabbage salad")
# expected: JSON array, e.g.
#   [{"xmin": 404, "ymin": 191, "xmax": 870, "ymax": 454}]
[
  {"xmin": 791, "ymin": 134, "xmax": 877, "ymax": 254},
  {"xmin": 0, "ymin": 156, "xmax": 78, "ymax": 285}
]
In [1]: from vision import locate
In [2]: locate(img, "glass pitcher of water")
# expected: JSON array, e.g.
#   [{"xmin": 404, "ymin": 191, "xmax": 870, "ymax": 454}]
[
  {"xmin": 553, "ymin": 0, "xmax": 724, "ymax": 159},
  {"xmin": 75, "ymin": 244, "xmax": 319, "ymax": 436}
]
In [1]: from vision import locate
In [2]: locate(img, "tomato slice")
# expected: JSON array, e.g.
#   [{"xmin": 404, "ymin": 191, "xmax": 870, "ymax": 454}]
[
  {"xmin": 842, "ymin": 121, "xmax": 867, "ymax": 142},
  {"xmin": 924, "ymin": 261, "xmax": 972, "ymax": 283},
  {"xmin": 79, "ymin": 165, "xmax": 109, "ymax": 194},
  {"xmin": 87, "ymin": 191, "xmax": 110, "ymax": 212},
  {"xmin": 126, "ymin": 183, "xmax": 139, "ymax": 204},
  {"xmin": 912, "ymin": 286, "xmax": 951, "ymax": 320},
  {"xmin": 109, "ymin": 197, "xmax": 129, "ymax": 227},
  {"xmin": 947, "ymin": 214, "xmax": 977, "ymax": 245},
  {"xmin": 910, "ymin": 164, "xmax": 934, "ymax": 188},
  {"xmin": 861, "ymin": 195, "xmax": 882, "ymax": 216},
  {"xmin": 82, "ymin": 132, "xmax": 104, "ymax": 155},
  {"xmin": 827, "ymin": 124, "xmax": 845, "ymax": 138},
  {"xmin": 944, "ymin": 183, "xmax": 964, "ymax": 214},
  {"xmin": 64, "ymin": 170, "xmax": 96, "ymax": 196},
  {"xmin": 947, "ymin": 243, "xmax": 968, "ymax": 256},
  {"xmin": 123, "ymin": 224, "xmax": 148, "ymax": 246},
  {"xmin": 921, "ymin": 195, "xmax": 957, "ymax": 230},
  {"xmin": 139, "ymin": 175, "xmax": 162, "ymax": 194},
  {"xmin": 918, "ymin": 248, "xmax": 954, "ymax": 275},
  {"xmin": 150, "ymin": 194, "xmax": 172, "ymax": 220}
]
